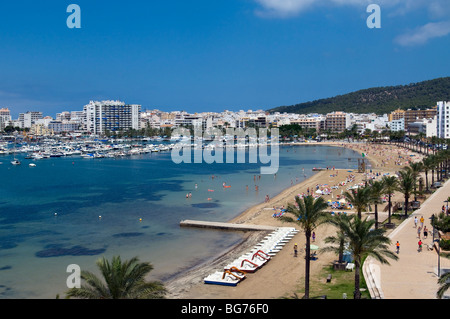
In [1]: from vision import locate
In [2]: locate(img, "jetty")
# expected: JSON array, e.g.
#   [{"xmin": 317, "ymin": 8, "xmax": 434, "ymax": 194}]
[{"xmin": 180, "ymin": 220, "xmax": 277, "ymax": 232}]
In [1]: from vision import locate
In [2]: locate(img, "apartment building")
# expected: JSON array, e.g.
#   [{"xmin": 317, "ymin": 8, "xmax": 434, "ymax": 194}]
[
  {"xmin": 19, "ymin": 111, "xmax": 43, "ymax": 129},
  {"xmin": 389, "ymin": 108, "xmax": 437, "ymax": 131},
  {"xmin": 83, "ymin": 100, "xmax": 141, "ymax": 135},
  {"xmin": 48, "ymin": 120, "xmax": 81, "ymax": 134},
  {"xmin": 389, "ymin": 118, "xmax": 405, "ymax": 132},
  {"xmin": 408, "ymin": 117, "xmax": 437, "ymax": 137},
  {"xmin": 290, "ymin": 116, "xmax": 323, "ymax": 131},
  {"xmin": 0, "ymin": 108, "xmax": 12, "ymax": 130},
  {"xmin": 436, "ymin": 101, "xmax": 450, "ymax": 139},
  {"xmin": 325, "ymin": 112, "xmax": 351, "ymax": 133}
]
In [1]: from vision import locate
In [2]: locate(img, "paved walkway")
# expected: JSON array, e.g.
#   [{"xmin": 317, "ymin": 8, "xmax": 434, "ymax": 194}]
[{"xmin": 364, "ymin": 178, "xmax": 450, "ymax": 299}]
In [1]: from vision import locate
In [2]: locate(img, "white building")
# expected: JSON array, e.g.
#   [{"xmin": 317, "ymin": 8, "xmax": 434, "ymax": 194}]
[
  {"xmin": 83, "ymin": 100, "xmax": 141, "ymax": 135},
  {"xmin": 48, "ymin": 120, "xmax": 81, "ymax": 133},
  {"xmin": 0, "ymin": 108, "xmax": 12, "ymax": 130},
  {"xmin": 389, "ymin": 118, "xmax": 405, "ymax": 132},
  {"xmin": 19, "ymin": 111, "xmax": 43, "ymax": 129},
  {"xmin": 436, "ymin": 101, "xmax": 450, "ymax": 139},
  {"xmin": 35, "ymin": 117, "xmax": 54, "ymax": 127}
]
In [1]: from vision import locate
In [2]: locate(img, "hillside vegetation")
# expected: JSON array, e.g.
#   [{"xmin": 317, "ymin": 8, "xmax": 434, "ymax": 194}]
[{"xmin": 268, "ymin": 77, "xmax": 450, "ymax": 115}]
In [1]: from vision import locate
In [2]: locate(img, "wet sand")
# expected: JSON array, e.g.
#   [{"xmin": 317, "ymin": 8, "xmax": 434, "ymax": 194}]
[{"xmin": 164, "ymin": 141, "xmax": 425, "ymax": 299}]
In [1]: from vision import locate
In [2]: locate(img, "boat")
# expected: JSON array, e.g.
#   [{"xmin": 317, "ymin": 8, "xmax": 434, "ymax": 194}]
[
  {"xmin": 29, "ymin": 163, "xmax": 36, "ymax": 167},
  {"xmin": 11, "ymin": 137, "xmax": 21, "ymax": 165},
  {"xmin": 32, "ymin": 154, "xmax": 44, "ymax": 160},
  {"xmin": 204, "ymin": 270, "xmax": 246, "ymax": 286}
]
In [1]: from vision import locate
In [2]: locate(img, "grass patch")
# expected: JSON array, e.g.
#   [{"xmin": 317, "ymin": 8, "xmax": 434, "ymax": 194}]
[{"xmin": 287, "ymin": 263, "xmax": 371, "ymax": 299}]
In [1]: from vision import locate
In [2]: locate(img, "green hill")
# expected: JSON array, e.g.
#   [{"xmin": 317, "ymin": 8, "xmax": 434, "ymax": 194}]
[{"xmin": 268, "ymin": 77, "xmax": 450, "ymax": 115}]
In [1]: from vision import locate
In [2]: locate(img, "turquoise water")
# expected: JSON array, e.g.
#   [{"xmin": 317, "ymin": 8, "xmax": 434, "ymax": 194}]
[{"xmin": 0, "ymin": 144, "xmax": 361, "ymax": 298}]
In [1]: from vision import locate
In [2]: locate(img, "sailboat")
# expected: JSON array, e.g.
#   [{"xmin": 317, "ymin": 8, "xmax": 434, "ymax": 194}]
[{"xmin": 11, "ymin": 136, "xmax": 21, "ymax": 166}]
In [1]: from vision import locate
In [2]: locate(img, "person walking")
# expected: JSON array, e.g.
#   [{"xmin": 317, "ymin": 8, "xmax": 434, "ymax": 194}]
[
  {"xmin": 420, "ymin": 216, "xmax": 424, "ymax": 228},
  {"xmin": 418, "ymin": 239, "xmax": 423, "ymax": 252},
  {"xmin": 423, "ymin": 226, "xmax": 428, "ymax": 239},
  {"xmin": 417, "ymin": 225, "xmax": 422, "ymax": 239},
  {"xmin": 293, "ymin": 243, "xmax": 298, "ymax": 257},
  {"xmin": 414, "ymin": 216, "xmax": 418, "ymax": 228},
  {"xmin": 396, "ymin": 241, "xmax": 400, "ymax": 254}
]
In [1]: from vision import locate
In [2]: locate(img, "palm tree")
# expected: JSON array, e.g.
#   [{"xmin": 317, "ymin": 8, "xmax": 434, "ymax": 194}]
[
  {"xmin": 434, "ymin": 152, "xmax": 444, "ymax": 181},
  {"xmin": 397, "ymin": 169, "xmax": 416, "ymax": 217},
  {"xmin": 422, "ymin": 156, "xmax": 434, "ymax": 193},
  {"xmin": 65, "ymin": 256, "xmax": 167, "ymax": 299},
  {"xmin": 326, "ymin": 216, "xmax": 398, "ymax": 299},
  {"xmin": 406, "ymin": 162, "xmax": 423, "ymax": 202},
  {"xmin": 444, "ymin": 149, "xmax": 450, "ymax": 179},
  {"xmin": 381, "ymin": 176, "xmax": 398, "ymax": 227},
  {"xmin": 281, "ymin": 195, "xmax": 329, "ymax": 299},
  {"xmin": 368, "ymin": 180, "xmax": 384, "ymax": 229},
  {"xmin": 429, "ymin": 154, "xmax": 438, "ymax": 186},
  {"xmin": 323, "ymin": 214, "xmax": 355, "ymax": 265},
  {"xmin": 343, "ymin": 187, "xmax": 371, "ymax": 219},
  {"xmin": 437, "ymin": 272, "xmax": 450, "ymax": 299}
]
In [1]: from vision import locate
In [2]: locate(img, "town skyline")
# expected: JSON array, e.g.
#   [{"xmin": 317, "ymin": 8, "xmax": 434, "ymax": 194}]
[
  {"xmin": 1, "ymin": 1, "xmax": 449, "ymax": 118},
  {"xmin": 1, "ymin": 100, "xmax": 448, "ymax": 141}
]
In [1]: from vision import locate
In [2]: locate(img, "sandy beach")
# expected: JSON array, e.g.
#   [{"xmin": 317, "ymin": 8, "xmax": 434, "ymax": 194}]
[{"xmin": 164, "ymin": 141, "xmax": 426, "ymax": 299}]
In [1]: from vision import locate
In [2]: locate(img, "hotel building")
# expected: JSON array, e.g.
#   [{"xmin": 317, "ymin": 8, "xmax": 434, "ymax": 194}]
[
  {"xmin": 436, "ymin": 101, "xmax": 450, "ymax": 139},
  {"xmin": 19, "ymin": 111, "xmax": 43, "ymax": 129},
  {"xmin": 389, "ymin": 108, "xmax": 437, "ymax": 131},
  {"xmin": 325, "ymin": 112, "xmax": 351, "ymax": 133},
  {"xmin": 0, "ymin": 108, "xmax": 12, "ymax": 130},
  {"xmin": 83, "ymin": 100, "xmax": 141, "ymax": 135}
]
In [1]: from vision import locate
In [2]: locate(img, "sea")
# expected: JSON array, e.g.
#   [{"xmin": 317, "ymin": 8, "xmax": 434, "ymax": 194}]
[{"xmin": 0, "ymin": 143, "xmax": 363, "ymax": 298}]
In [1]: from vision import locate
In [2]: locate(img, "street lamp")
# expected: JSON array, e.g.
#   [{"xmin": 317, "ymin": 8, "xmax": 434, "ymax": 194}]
[{"xmin": 431, "ymin": 214, "xmax": 435, "ymax": 242}]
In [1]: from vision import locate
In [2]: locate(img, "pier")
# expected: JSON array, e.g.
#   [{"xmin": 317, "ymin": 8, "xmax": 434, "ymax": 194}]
[{"xmin": 180, "ymin": 220, "xmax": 278, "ymax": 232}]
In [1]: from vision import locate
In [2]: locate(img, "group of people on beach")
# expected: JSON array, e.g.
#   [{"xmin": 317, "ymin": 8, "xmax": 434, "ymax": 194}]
[{"xmin": 345, "ymin": 143, "xmax": 423, "ymax": 168}]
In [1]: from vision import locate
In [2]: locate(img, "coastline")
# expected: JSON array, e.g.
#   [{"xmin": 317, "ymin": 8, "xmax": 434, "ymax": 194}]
[{"xmin": 163, "ymin": 141, "xmax": 426, "ymax": 299}]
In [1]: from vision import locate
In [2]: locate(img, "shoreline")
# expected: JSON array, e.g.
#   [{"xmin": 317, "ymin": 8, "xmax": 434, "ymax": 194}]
[{"xmin": 163, "ymin": 141, "xmax": 426, "ymax": 299}]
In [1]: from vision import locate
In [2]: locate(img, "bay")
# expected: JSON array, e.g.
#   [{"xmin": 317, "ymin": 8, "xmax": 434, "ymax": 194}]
[{"xmin": 0, "ymin": 144, "xmax": 362, "ymax": 298}]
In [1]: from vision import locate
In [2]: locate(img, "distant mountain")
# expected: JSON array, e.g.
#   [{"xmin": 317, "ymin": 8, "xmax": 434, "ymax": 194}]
[{"xmin": 268, "ymin": 77, "xmax": 450, "ymax": 115}]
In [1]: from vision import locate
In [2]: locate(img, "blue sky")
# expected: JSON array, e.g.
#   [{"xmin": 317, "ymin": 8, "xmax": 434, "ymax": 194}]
[{"xmin": 0, "ymin": 0, "xmax": 449, "ymax": 118}]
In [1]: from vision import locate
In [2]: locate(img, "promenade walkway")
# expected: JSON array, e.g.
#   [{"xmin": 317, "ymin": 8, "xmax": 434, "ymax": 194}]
[{"xmin": 364, "ymin": 178, "xmax": 450, "ymax": 299}]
